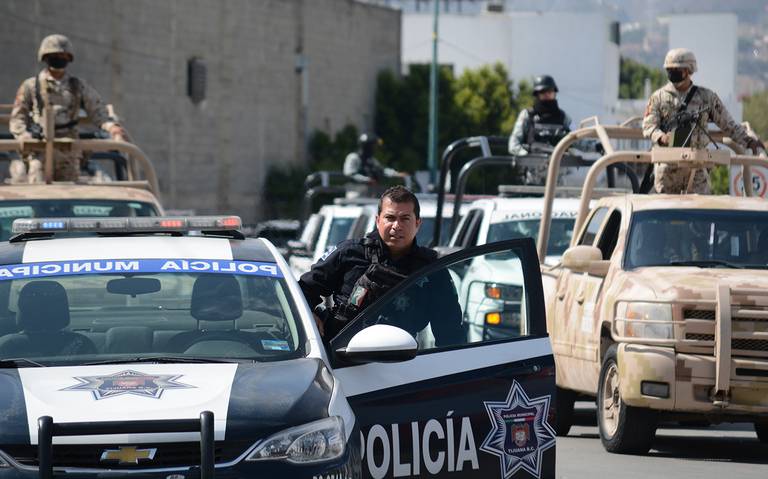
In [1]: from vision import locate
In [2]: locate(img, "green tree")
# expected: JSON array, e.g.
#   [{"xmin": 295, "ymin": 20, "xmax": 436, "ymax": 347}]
[
  {"xmin": 744, "ymin": 90, "xmax": 768, "ymax": 141},
  {"xmin": 619, "ymin": 57, "xmax": 666, "ymax": 99}
]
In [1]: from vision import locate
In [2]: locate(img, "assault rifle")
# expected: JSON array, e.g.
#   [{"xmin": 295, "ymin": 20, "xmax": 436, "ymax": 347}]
[{"xmin": 660, "ymin": 106, "xmax": 709, "ymax": 134}]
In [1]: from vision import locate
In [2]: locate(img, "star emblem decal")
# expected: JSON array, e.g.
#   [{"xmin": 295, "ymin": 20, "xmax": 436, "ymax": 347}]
[
  {"xmin": 480, "ymin": 380, "xmax": 556, "ymax": 479},
  {"xmin": 61, "ymin": 369, "xmax": 195, "ymax": 400}
]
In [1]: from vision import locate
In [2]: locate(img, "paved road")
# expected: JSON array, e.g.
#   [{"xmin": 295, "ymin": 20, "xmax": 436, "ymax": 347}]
[{"xmin": 557, "ymin": 403, "xmax": 768, "ymax": 478}]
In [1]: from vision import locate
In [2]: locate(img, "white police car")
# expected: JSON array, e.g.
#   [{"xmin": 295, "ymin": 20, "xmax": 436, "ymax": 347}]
[{"xmin": 0, "ymin": 216, "xmax": 555, "ymax": 479}]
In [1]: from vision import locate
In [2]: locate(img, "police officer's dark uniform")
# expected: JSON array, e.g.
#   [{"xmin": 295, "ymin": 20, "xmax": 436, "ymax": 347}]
[{"xmin": 299, "ymin": 229, "xmax": 464, "ymax": 346}]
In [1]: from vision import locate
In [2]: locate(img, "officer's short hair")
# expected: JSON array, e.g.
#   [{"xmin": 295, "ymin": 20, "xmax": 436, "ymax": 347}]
[{"xmin": 379, "ymin": 186, "xmax": 420, "ymax": 219}]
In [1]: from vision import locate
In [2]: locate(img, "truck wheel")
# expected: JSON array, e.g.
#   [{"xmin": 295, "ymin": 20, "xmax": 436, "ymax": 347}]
[
  {"xmin": 754, "ymin": 421, "xmax": 768, "ymax": 443},
  {"xmin": 597, "ymin": 345, "xmax": 657, "ymax": 454},
  {"xmin": 555, "ymin": 386, "xmax": 575, "ymax": 436}
]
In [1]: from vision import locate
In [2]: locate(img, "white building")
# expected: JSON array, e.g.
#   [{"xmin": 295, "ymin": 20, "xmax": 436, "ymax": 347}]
[{"xmin": 402, "ymin": 8, "xmax": 621, "ymax": 125}]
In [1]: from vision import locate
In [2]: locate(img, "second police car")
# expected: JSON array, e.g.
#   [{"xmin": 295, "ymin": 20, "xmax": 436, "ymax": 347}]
[{"xmin": 0, "ymin": 216, "xmax": 556, "ymax": 479}]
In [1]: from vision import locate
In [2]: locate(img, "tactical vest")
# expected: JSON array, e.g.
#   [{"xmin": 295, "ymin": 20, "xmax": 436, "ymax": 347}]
[
  {"xmin": 526, "ymin": 108, "xmax": 567, "ymax": 147},
  {"xmin": 33, "ymin": 74, "xmax": 84, "ymax": 136},
  {"xmin": 327, "ymin": 238, "xmax": 407, "ymax": 337}
]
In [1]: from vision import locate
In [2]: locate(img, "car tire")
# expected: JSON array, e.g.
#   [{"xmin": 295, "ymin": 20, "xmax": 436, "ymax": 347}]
[
  {"xmin": 597, "ymin": 344, "xmax": 657, "ymax": 454},
  {"xmin": 554, "ymin": 386, "xmax": 575, "ymax": 436},
  {"xmin": 754, "ymin": 421, "xmax": 768, "ymax": 443}
]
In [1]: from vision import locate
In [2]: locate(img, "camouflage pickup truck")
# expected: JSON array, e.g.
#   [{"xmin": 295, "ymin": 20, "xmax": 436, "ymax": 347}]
[{"xmin": 536, "ymin": 121, "xmax": 768, "ymax": 454}]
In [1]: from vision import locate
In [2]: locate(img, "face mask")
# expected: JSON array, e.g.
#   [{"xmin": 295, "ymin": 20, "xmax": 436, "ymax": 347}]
[
  {"xmin": 667, "ymin": 69, "xmax": 685, "ymax": 84},
  {"xmin": 45, "ymin": 56, "xmax": 69, "ymax": 70},
  {"xmin": 533, "ymin": 98, "xmax": 559, "ymax": 115}
]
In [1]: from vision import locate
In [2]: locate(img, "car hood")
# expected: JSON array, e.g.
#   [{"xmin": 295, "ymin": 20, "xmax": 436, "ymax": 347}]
[
  {"xmin": 619, "ymin": 267, "xmax": 768, "ymax": 302},
  {"xmin": 0, "ymin": 358, "xmax": 333, "ymax": 445},
  {"xmin": 468, "ymin": 256, "xmax": 524, "ymax": 283}
]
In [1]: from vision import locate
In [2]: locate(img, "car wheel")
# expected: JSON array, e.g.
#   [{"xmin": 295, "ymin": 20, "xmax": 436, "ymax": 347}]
[
  {"xmin": 597, "ymin": 345, "xmax": 657, "ymax": 454},
  {"xmin": 754, "ymin": 421, "xmax": 768, "ymax": 443},
  {"xmin": 554, "ymin": 386, "xmax": 575, "ymax": 436}
]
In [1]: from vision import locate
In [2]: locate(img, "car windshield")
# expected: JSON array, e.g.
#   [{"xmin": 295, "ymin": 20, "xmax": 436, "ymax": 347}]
[
  {"xmin": 416, "ymin": 217, "xmax": 453, "ymax": 247},
  {"xmin": 0, "ymin": 200, "xmax": 158, "ymax": 241},
  {"xmin": 625, "ymin": 209, "xmax": 768, "ymax": 270},
  {"xmin": 0, "ymin": 259, "xmax": 304, "ymax": 365},
  {"xmin": 327, "ymin": 217, "xmax": 356, "ymax": 249},
  {"xmin": 487, "ymin": 218, "xmax": 575, "ymax": 257}
]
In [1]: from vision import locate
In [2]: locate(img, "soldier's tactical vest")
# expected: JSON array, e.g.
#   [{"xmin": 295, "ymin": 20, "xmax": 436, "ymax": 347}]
[{"xmin": 526, "ymin": 108, "xmax": 567, "ymax": 147}]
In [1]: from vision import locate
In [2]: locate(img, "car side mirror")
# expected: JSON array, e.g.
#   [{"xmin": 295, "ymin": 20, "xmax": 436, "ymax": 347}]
[
  {"xmin": 335, "ymin": 324, "xmax": 417, "ymax": 364},
  {"xmin": 562, "ymin": 245, "xmax": 609, "ymax": 277}
]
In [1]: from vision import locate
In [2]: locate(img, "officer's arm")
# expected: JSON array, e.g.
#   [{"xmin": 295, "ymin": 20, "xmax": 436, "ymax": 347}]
[
  {"xmin": 79, "ymin": 81, "xmax": 114, "ymax": 131},
  {"xmin": 9, "ymin": 82, "xmax": 33, "ymax": 138},
  {"xmin": 708, "ymin": 93, "xmax": 750, "ymax": 146},
  {"xmin": 430, "ymin": 270, "xmax": 465, "ymax": 348},
  {"xmin": 343, "ymin": 153, "xmax": 371, "ymax": 183},
  {"xmin": 642, "ymin": 95, "xmax": 665, "ymax": 145},
  {"xmin": 298, "ymin": 246, "xmax": 344, "ymax": 310},
  {"xmin": 508, "ymin": 110, "xmax": 529, "ymax": 155}
]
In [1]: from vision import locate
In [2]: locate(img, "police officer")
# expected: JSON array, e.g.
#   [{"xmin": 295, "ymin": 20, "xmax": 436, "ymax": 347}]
[
  {"xmin": 508, "ymin": 75, "xmax": 572, "ymax": 184},
  {"xmin": 343, "ymin": 133, "xmax": 407, "ymax": 198},
  {"xmin": 643, "ymin": 48, "xmax": 764, "ymax": 194},
  {"xmin": 299, "ymin": 186, "xmax": 463, "ymax": 346},
  {"xmin": 9, "ymin": 34, "xmax": 127, "ymax": 183}
]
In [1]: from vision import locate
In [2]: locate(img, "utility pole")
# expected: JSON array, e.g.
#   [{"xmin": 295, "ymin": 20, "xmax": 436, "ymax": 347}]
[{"xmin": 427, "ymin": 0, "xmax": 440, "ymax": 185}]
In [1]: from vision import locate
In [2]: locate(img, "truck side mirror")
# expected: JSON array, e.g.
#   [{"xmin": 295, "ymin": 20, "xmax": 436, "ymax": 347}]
[{"xmin": 562, "ymin": 245, "xmax": 609, "ymax": 277}]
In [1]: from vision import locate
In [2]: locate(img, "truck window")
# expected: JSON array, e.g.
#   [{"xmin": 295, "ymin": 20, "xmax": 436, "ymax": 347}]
[
  {"xmin": 596, "ymin": 210, "xmax": 622, "ymax": 260},
  {"xmin": 578, "ymin": 207, "xmax": 608, "ymax": 246}
]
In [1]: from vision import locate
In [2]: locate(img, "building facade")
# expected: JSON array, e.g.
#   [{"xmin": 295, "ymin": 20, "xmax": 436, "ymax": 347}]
[{"xmin": 0, "ymin": 0, "xmax": 401, "ymax": 221}]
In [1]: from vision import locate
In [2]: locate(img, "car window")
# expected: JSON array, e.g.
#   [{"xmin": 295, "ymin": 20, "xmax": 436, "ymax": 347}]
[
  {"xmin": 488, "ymin": 218, "xmax": 575, "ymax": 257},
  {"xmin": 326, "ymin": 217, "xmax": 356, "ymax": 250},
  {"xmin": 415, "ymin": 216, "xmax": 453, "ymax": 247},
  {"xmin": 336, "ymin": 244, "xmax": 541, "ymax": 353},
  {"xmin": 0, "ymin": 200, "xmax": 158, "ymax": 241},
  {"xmin": 596, "ymin": 210, "xmax": 622, "ymax": 260},
  {"xmin": 0, "ymin": 260, "xmax": 304, "ymax": 364},
  {"xmin": 578, "ymin": 207, "xmax": 608, "ymax": 246},
  {"xmin": 625, "ymin": 209, "xmax": 768, "ymax": 269},
  {"xmin": 452, "ymin": 209, "xmax": 476, "ymax": 246}
]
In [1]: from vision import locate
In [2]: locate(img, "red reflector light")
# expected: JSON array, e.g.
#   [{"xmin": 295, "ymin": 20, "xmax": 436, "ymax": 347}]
[
  {"xmin": 159, "ymin": 219, "xmax": 185, "ymax": 228},
  {"xmin": 218, "ymin": 217, "xmax": 240, "ymax": 228}
]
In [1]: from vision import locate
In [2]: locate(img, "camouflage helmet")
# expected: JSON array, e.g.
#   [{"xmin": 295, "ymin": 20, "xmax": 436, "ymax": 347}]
[
  {"xmin": 38, "ymin": 34, "xmax": 74, "ymax": 62},
  {"xmin": 663, "ymin": 48, "xmax": 696, "ymax": 73}
]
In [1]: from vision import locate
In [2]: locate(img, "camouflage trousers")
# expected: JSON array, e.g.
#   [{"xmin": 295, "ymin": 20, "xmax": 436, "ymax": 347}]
[
  {"xmin": 9, "ymin": 150, "xmax": 81, "ymax": 183},
  {"xmin": 654, "ymin": 163, "xmax": 710, "ymax": 194}
]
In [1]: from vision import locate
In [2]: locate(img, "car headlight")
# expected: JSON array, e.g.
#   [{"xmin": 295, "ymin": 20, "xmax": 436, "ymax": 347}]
[
  {"xmin": 246, "ymin": 416, "xmax": 345, "ymax": 464},
  {"xmin": 617, "ymin": 302, "xmax": 673, "ymax": 339},
  {"xmin": 485, "ymin": 283, "xmax": 523, "ymax": 301}
]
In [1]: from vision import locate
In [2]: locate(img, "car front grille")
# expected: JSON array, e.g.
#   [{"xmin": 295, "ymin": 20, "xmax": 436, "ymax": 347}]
[{"xmin": 2, "ymin": 441, "xmax": 251, "ymax": 469}]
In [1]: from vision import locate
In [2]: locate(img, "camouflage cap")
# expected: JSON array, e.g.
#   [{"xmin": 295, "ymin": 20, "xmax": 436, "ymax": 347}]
[
  {"xmin": 663, "ymin": 48, "xmax": 696, "ymax": 73},
  {"xmin": 38, "ymin": 34, "xmax": 74, "ymax": 62}
]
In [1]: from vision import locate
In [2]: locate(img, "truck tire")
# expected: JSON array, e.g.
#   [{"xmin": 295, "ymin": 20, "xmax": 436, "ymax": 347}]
[
  {"xmin": 755, "ymin": 421, "xmax": 768, "ymax": 443},
  {"xmin": 555, "ymin": 386, "xmax": 575, "ymax": 436},
  {"xmin": 597, "ymin": 345, "xmax": 657, "ymax": 454}
]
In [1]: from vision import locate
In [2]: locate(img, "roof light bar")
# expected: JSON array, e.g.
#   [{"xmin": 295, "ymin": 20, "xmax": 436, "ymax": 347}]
[{"xmin": 11, "ymin": 216, "xmax": 242, "ymax": 235}]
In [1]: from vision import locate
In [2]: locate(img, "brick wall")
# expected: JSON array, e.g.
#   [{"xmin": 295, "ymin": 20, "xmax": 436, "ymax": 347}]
[{"xmin": 0, "ymin": 0, "xmax": 400, "ymax": 221}]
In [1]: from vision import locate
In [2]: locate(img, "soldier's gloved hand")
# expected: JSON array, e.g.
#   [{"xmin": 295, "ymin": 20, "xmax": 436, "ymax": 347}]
[
  {"xmin": 16, "ymin": 132, "xmax": 34, "ymax": 141},
  {"xmin": 517, "ymin": 148, "xmax": 529, "ymax": 157},
  {"xmin": 658, "ymin": 133, "xmax": 671, "ymax": 146},
  {"xmin": 746, "ymin": 137, "xmax": 765, "ymax": 153},
  {"xmin": 108, "ymin": 125, "xmax": 128, "ymax": 142}
]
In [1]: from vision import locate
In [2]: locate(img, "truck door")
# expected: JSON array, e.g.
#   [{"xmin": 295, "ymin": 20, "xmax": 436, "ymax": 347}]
[{"xmin": 332, "ymin": 239, "xmax": 556, "ymax": 479}]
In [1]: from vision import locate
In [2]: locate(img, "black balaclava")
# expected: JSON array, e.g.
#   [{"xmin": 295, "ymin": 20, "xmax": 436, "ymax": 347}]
[{"xmin": 45, "ymin": 56, "xmax": 69, "ymax": 70}]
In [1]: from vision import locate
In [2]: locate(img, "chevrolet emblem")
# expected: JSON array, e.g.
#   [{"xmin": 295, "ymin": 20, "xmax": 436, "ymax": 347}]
[{"xmin": 100, "ymin": 446, "xmax": 157, "ymax": 465}]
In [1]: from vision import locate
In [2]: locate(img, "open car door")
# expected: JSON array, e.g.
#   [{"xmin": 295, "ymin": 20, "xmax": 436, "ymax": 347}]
[{"xmin": 331, "ymin": 238, "xmax": 556, "ymax": 479}]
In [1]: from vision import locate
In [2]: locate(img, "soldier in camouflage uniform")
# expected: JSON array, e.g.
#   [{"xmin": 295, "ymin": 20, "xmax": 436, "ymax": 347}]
[
  {"xmin": 643, "ymin": 48, "xmax": 763, "ymax": 194},
  {"xmin": 9, "ymin": 34, "xmax": 126, "ymax": 183}
]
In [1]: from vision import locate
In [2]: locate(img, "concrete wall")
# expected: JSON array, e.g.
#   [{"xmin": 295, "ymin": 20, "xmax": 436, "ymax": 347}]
[
  {"xmin": 0, "ymin": 0, "xmax": 400, "ymax": 221},
  {"xmin": 403, "ymin": 10, "xmax": 621, "ymax": 126}
]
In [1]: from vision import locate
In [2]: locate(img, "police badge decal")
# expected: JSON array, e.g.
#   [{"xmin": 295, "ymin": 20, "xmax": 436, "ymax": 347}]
[{"xmin": 480, "ymin": 380, "xmax": 555, "ymax": 478}]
